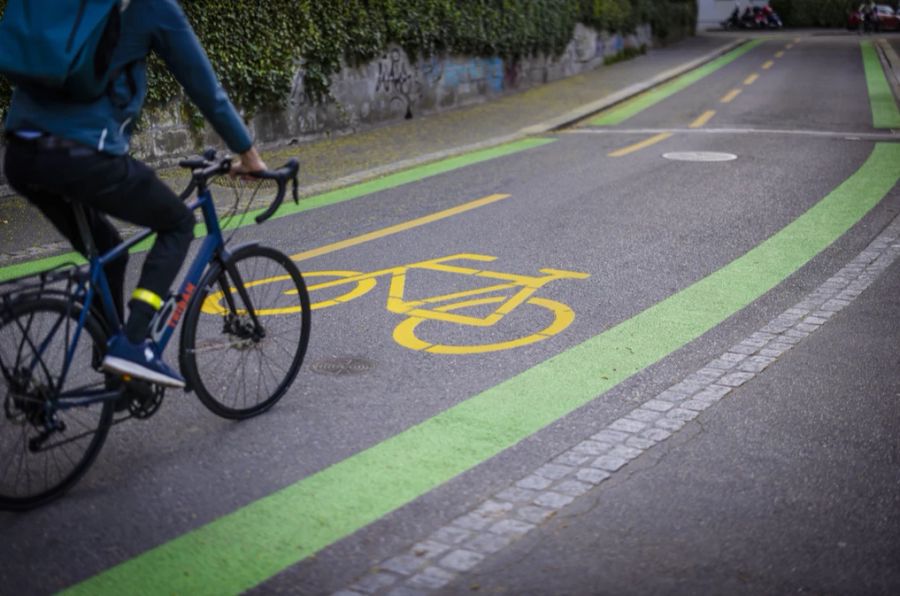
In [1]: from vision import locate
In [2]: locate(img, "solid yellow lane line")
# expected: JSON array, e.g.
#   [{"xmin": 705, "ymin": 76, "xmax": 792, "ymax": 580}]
[
  {"xmin": 744, "ymin": 73, "xmax": 760, "ymax": 85},
  {"xmin": 608, "ymin": 132, "xmax": 673, "ymax": 157},
  {"xmin": 721, "ymin": 89, "xmax": 742, "ymax": 104},
  {"xmin": 690, "ymin": 110, "xmax": 716, "ymax": 129},
  {"xmin": 763, "ymin": 60, "xmax": 774, "ymax": 70},
  {"xmin": 775, "ymin": 51, "xmax": 785, "ymax": 58},
  {"xmin": 289, "ymin": 193, "xmax": 511, "ymax": 262}
]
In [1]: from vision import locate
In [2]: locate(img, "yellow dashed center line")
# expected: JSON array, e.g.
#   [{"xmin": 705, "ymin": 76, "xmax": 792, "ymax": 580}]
[
  {"xmin": 603, "ymin": 41, "xmax": 782, "ymax": 158},
  {"xmin": 720, "ymin": 89, "xmax": 742, "ymax": 104},
  {"xmin": 608, "ymin": 132, "xmax": 673, "ymax": 157},
  {"xmin": 690, "ymin": 110, "xmax": 716, "ymax": 129}
]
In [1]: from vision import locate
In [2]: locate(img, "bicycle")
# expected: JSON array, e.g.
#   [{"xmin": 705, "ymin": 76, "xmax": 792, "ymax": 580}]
[{"xmin": 0, "ymin": 151, "xmax": 311, "ymax": 511}]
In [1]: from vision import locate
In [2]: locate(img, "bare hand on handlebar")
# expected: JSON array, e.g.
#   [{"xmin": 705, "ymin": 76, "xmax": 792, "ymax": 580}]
[{"xmin": 230, "ymin": 146, "xmax": 268, "ymax": 178}]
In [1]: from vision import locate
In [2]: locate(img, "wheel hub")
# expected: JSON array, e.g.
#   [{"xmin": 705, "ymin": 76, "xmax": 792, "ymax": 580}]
[{"xmin": 222, "ymin": 314, "xmax": 265, "ymax": 344}]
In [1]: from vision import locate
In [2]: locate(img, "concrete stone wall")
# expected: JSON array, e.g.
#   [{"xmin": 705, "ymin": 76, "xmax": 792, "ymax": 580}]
[
  {"xmin": 1, "ymin": 23, "xmax": 653, "ymax": 188},
  {"xmin": 135, "ymin": 23, "xmax": 652, "ymax": 165}
]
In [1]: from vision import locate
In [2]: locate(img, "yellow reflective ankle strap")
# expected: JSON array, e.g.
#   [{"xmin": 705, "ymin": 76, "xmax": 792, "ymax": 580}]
[{"xmin": 131, "ymin": 288, "xmax": 163, "ymax": 311}]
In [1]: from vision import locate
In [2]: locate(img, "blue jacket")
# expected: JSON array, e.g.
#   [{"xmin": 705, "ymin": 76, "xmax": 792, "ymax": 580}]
[{"xmin": 4, "ymin": 0, "xmax": 252, "ymax": 155}]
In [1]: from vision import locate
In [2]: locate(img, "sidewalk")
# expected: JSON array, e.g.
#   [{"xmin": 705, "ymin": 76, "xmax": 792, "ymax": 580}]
[{"xmin": 0, "ymin": 34, "xmax": 739, "ymax": 267}]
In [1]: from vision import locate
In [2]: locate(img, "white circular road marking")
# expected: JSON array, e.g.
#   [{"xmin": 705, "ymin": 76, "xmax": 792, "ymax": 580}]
[{"xmin": 663, "ymin": 151, "xmax": 738, "ymax": 162}]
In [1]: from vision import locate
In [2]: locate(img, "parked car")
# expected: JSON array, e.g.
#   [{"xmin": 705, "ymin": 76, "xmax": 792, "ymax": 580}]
[{"xmin": 848, "ymin": 4, "xmax": 900, "ymax": 32}]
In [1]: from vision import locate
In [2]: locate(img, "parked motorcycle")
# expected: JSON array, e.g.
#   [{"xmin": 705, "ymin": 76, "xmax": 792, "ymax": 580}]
[
  {"xmin": 761, "ymin": 4, "xmax": 783, "ymax": 28},
  {"xmin": 721, "ymin": 6, "xmax": 744, "ymax": 29},
  {"xmin": 721, "ymin": 4, "xmax": 782, "ymax": 30}
]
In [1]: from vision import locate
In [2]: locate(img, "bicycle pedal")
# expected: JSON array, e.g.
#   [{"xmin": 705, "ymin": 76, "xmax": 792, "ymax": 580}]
[{"xmin": 105, "ymin": 375, "xmax": 160, "ymax": 415}]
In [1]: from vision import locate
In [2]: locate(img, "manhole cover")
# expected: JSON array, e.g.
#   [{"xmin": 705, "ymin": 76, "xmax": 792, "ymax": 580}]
[
  {"xmin": 662, "ymin": 151, "xmax": 738, "ymax": 162},
  {"xmin": 310, "ymin": 357, "xmax": 374, "ymax": 376}
]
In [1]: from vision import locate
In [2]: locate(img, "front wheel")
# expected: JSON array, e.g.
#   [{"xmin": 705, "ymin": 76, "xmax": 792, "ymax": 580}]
[{"xmin": 180, "ymin": 245, "xmax": 311, "ymax": 419}]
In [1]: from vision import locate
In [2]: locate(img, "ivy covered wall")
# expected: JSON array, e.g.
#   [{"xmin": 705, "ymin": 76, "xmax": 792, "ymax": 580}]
[{"xmin": 0, "ymin": 0, "xmax": 697, "ymax": 121}]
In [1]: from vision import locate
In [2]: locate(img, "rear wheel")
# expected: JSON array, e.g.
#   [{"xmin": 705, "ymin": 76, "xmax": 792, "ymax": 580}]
[
  {"xmin": 181, "ymin": 245, "xmax": 310, "ymax": 419},
  {"xmin": 0, "ymin": 297, "xmax": 113, "ymax": 510}
]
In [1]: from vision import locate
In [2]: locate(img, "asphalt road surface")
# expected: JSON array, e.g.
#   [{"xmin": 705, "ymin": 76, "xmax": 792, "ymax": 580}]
[{"xmin": 1, "ymin": 33, "xmax": 899, "ymax": 596}]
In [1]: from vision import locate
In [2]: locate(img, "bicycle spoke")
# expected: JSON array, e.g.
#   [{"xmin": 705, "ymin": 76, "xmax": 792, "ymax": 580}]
[
  {"xmin": 259, "ymin": 353, "xmax": 279, "ymax": 401},
  {"xmin": 0, "ymin": 435, "xmax": 16, "ymax": 484},
  {"xmin": 15, "ymin": 426, "xmax": 27, "ymax": 496},
  {"xmin": 11, "ymin": 304, "xmax": 37, "ymax": 372},
  {"xmin": 15, "ymin": 308, "xmax": 66, "ymax": 396},
  {"xmin": 240, "ymin": 351, "xmax": 250, "ymax": 410},
  {"xmin": 267, "ymin": 336, "xmax": 298, "ymax": 365}
]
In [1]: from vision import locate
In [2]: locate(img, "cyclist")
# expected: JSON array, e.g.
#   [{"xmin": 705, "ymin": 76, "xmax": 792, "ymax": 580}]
[{"xmin": 2, "ymin": 0, "xmax": 266, "ymax": 388}]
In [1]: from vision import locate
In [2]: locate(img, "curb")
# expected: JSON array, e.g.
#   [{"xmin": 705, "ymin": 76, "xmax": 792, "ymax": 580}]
[
  {"xmin": 875, "ymin": 38, "xmax": 900, "ymax": 103},
  {"xmin": 0, "ymin": 38, "xmax": 745, "ymax": 204}
]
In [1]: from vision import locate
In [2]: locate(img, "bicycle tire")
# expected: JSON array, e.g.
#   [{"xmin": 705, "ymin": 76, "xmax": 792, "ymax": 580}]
[
  {"xmin": 180, "ymin": 245, "xmax": 310, "ymax": 420},
  {"xmin": 0, "ymin": 297, "xmax": 113, "ymax": 510}
]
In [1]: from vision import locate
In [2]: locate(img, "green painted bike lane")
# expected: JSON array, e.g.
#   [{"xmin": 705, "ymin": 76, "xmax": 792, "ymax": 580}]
[
  {"xmin": 54, "ymin": 39, "xmax": 900, "ymax": 595},
  {"xmin": 591, "ymin": 39, "xmax": 763, "ymax": 126},
  {"xmin": 863, "ymin": 40, "xmax": 900, "ymax": 129}
]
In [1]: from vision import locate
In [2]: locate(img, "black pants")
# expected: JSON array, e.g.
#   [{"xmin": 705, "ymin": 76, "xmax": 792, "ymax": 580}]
[{"xmin": 3, "ymin": 139, "xmax": 194, "ymax": 327}]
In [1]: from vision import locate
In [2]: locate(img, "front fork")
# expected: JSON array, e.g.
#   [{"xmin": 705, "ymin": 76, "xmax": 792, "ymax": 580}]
[{"xmin": 218, "ymin": 258, "xmax": 266, "ymax": 340}]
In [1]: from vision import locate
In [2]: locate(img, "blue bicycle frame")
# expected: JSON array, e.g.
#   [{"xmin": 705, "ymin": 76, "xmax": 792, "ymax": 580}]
[{"xmin": 42, "ymin": 183, "xmax": 227, "ymax": 409}]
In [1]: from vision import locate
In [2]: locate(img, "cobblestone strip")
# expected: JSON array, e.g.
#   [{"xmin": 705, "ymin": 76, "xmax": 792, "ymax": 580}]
[{"xmin": 334, "ymin": 221, "xmax": 900, "ymax": 596}]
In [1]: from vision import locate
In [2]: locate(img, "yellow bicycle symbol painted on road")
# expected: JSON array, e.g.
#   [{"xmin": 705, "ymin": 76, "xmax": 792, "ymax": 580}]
[{"xmin": 202, "ymin": 254, "xmax": 590, "ymax": 355}]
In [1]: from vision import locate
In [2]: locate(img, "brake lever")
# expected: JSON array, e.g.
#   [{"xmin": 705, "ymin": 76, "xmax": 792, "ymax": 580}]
[{"xmin": 291, "ymin": 174, "xmax": 299, "ymax": 205}]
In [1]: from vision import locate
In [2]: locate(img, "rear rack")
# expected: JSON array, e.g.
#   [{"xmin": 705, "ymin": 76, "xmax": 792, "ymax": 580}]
[{"xmin": 0, "ymin": 262, "xmax": 85, "ymax": 313}]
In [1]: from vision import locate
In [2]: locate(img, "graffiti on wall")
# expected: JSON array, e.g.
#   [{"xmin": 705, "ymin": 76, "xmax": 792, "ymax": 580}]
[
  {"xmin": 597, "ymin": 34, "xmax": 625, "ymax": 58},
  {"xmin": 375, "ymin": 49, "xmax": 420, "ymax": 118},
  {"xmin": 370, "ymin": 49, "xmax": 505, "ymax": 118},
  {"xmin": 440, "ymin": 57, "xmax": 504, "ymax": 93}
]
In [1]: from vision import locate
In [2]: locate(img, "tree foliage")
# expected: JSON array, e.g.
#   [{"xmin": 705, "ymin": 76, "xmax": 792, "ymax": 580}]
[{"xmin": 0, "ymin": 0, "xmax": 697, "ymax": 121}]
